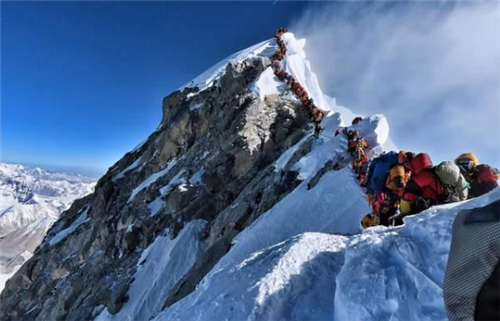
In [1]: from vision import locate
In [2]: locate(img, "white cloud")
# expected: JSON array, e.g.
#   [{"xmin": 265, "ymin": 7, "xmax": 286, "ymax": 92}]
[{"xmin": 292, "ymin": 1, "xmax": 500, "ymax": 167}]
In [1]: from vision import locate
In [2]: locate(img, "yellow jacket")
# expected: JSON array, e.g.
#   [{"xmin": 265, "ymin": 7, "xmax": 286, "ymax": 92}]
[{"xmin": 385, "ymin": 164, "xmax": 411, "ymax": 192}]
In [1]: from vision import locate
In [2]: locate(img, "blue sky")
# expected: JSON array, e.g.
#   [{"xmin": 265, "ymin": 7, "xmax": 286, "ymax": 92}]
[
  {"xmin": 1, "ymin": 1, "xmax": 498, "ymax": 177},
  {"xmin": 0, "ymin": 1, "xmax": 306, "ymax": 176}
]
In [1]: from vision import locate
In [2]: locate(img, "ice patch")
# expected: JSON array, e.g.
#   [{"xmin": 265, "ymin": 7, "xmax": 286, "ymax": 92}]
[
  {"xmin": 113, "ymin": 157, "xmax": 143, "ymax": 182},
  {"xmin": 190, "ymin": 102, "xmax": 205, "ymax": 111},
  {"xmin": 128, "ymin": 158, "xmax": 178, "ymax": 202},
  {"xmin": 252, "ymin": 67, "xmax": 283, "ymax": 99},
  {"xmin": 159, "ymin": 171, "xmax": 187, "ymax": 196},
  {"xmin": 274, "ymin": 135, "xmax": 311, "ymax": 172},
  {"xmin": 147, "ymin": 170, "xmax": 187, "ymax": 217},
  {"xmin": 190, "ymin": 168, "xmax": 205, "ymax": 185},
  {"xmin": 148, "ymin": 198, "xmax": 165, "ymax": 217},
  {"xmin": 48, "ymin": 206, "xmax": 90, "ymax": 246}
]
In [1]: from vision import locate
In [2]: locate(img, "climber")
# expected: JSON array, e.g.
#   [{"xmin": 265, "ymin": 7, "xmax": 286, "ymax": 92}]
[
  {"xmin": 273, "ymin": 51, "xmax": 285, "ymax": 61},
  {"xmin": 311, "ymin": 107, "xmax": 324, "ymax": 137},
  {"xmin": 363, "ymin": 191, "xmax": 400, "ymax": 227},
  {"xmin": 274, "ymin": 69, "xmax": 287, "ymax": 81},
  {"xmin": 271, "ymin": 27, "xmax": 325, "ymax": 139},
  {"xmin": 361, "ymin": 151, "xmax": 411, "ymax": 228},
  {"xmin": 275, "ymin": 27, "xmax": 288, "ymax": 38},
  {"xmin": 392, "ymin": 153, "xmax": 444, "ymax": 224},
  {"xmin": 347, "ymin": 130, "xmax": 369, "ymax": 180},
  {"xmin": 352, "ymin": 117, "xmax": 363, "ymax": 125},
  {"xmin": 363, "ymin": 151, "xmax": 399, "ymax": 194},
  {"xmin": 434, "ymin": 161, "xmax": 469, "ymax": 203},
  {"xmin": 385, "ymin": 151, "xmax": 414, "ymax": 194},
  {"xmin": 455, "ymin": 153, "xmax": 499, "ymax": 198}
]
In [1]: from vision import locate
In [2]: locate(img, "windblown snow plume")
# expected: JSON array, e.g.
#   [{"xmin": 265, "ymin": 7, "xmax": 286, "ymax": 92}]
[{"xmin": 291, "ymin": 1, "xmax": 500, "ymax": 167}]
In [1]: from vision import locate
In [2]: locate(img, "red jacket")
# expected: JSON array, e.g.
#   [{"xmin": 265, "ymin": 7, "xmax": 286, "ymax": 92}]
[
  {"xmin": 470, "ymin": 165, "xmax": 499, "ymax": 197},
  {"xmin": 409, "ymin": 170, "xmax": 444, "ymax": 201},
  {"xmin": 402, "ymin": 153, "xmax": 444, "ymax": 202}
]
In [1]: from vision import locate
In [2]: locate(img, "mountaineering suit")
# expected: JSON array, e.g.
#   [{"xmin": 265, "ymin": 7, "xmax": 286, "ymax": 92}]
[
  {"xmin": 444, "ymin": 200, "xmax": 500, "ymax": 321},
  {"xmin": 455, "ymin": 153, "xmax": 499, "ymax": 198},
  {"xmin": 367, "ymin": 192, "xmax": 399, "ymax": 227},
  {"xmin": 361, "ymin": 151, "xmax": 400, "ymax": 228},
  {"xmin": 383, "ymin": 152, "xmax": 413, "ymax": 226},
  {"xmin": 347, "ymin": 131, "xmax": 369, "ymax": 181},
  {"xmin": 272, "ymin": 27, "xmax": 325, "ymax": 137},
  {"xmin": 400, "ymin": 153, "xmax": 444, "ymax": 215},
  {"xmin": 385, "ymin": 151, "xmax": 412, "ymax": 193},
  {"xmin": 466, "ymin": 165, "xmax": 499, "ymax": 198}
]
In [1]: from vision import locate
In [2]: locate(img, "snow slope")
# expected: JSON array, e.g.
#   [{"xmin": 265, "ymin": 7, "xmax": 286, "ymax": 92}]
[
  {"xmin": 150, "ymin": 114, "xmax": 392, "ymax": 321},
  {"xmin": 156, "ymin": 233, "xmax": 348, "ymax": 321},
  {"xmin": 95, "ymin": 220, "xmax": 207, "ymax": 321},
  {"xmin": 0, "ymin": 163, "xmax": 95, "ymax": 293},
  {"xmin": 153, "ymin": 188, "xmax": 499, "ymax": 321},
  {"xmin": 149, "ymin": 105, "xmax": 495, "ymax": 321}
]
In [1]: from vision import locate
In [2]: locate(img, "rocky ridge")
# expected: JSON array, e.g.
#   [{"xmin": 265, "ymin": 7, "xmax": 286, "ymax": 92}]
[{"xmin": 0, "ymin": 33, "xmax": 346, "ymax": 321}]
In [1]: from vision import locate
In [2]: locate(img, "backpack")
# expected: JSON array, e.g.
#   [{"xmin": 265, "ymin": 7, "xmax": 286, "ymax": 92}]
[
  {"xmin": 411, "ymin": 153, "xmax": 433, "ymax": 174},
  {"xmin": 435, "ymin": 161, "xmax": 460, "ymax": 185},
  {"xmin": 435, "ymin": 161, "xmax": 469, "ymax": 201},
  {"xmin": 365, "ymin": 151, "xmax": 399, "ymax": 194}
]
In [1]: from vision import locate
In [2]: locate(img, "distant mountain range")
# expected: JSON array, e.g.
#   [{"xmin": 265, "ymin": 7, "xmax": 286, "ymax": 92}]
[{"xmin": 0, "ymin": 162, "xmax": 96, "ymax": 292}]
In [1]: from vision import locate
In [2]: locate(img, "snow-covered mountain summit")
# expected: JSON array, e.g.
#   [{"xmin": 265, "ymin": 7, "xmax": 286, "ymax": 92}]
[
  {"xmin": 0, "ymin": 32, "xmax": 496, "ymax": 321},
  {"xmin": 0, "ymin": 162, "xmax": 95, "ymax": 293}
]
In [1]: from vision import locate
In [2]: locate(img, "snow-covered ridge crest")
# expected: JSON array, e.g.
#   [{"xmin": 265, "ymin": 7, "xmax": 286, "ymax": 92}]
[
  {"xmin": 181, "ymin": 31, "xmax": 335, "ymax": 116},
  {"xmin": 180, "ymin": 39, "xmax": 275, "ymax": 92},
  {"xmin": 253, "ymin": 32, "xmax": 334, "ymax": 114}
]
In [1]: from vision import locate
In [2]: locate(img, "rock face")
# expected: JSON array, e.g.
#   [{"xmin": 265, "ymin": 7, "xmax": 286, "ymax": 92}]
[{"xmin": 0, "ymin": 38, "xmax": 326, "ymax": 321}]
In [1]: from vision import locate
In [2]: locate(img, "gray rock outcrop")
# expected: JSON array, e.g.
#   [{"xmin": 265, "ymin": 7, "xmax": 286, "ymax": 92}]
[{"xmin": 0, "ymin": 54, "xmax": 335, "ymax": 321}]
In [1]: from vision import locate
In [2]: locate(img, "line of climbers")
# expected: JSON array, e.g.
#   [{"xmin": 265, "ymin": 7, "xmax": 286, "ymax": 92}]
[
  {"xmin": 272, "ymin": 28, "xmax": 325, "ymax": 136},
  {"xmin": 339, "ymin": 118, "xmax": 500, "ymax": 229}
]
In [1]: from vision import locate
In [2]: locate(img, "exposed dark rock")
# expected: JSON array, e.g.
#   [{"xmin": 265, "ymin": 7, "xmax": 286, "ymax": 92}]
[{"xmin": 0, "ymin": 55, "xmax": 333, "ymax": 321}]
